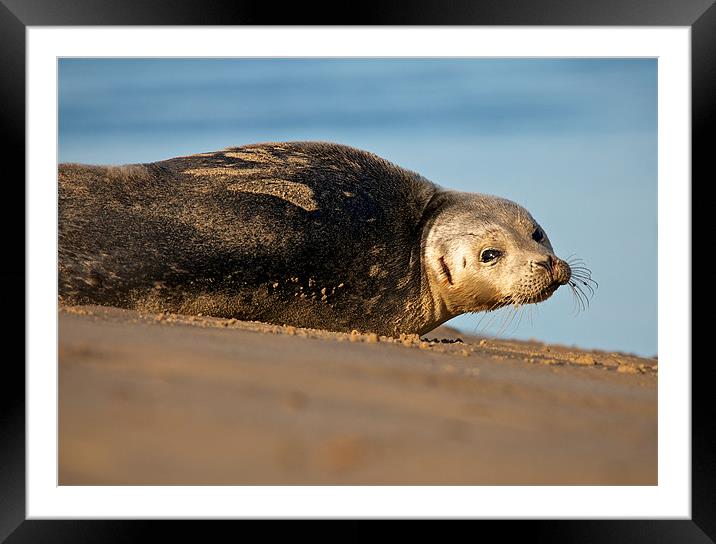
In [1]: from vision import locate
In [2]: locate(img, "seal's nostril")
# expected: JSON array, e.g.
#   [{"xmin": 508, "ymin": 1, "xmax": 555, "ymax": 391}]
[{"xmin": 536, "ymin": 259, "xmax": 553, "ymax": 274}]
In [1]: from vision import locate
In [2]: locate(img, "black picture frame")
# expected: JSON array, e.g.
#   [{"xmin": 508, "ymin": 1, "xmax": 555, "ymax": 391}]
[{"xmin": 2, "ymin": 0, "xmax": 705, "ymax": 540}]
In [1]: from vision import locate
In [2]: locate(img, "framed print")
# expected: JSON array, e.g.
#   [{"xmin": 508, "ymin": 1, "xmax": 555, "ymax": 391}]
[{"xmin": 3, "ymin": 0, "xmax": 707, "ymax": 539}]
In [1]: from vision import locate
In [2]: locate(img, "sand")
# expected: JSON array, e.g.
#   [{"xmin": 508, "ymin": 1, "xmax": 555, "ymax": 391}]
[{"xmin": 59, "ymin": 305, "xmax": 656, "ymax": 485}]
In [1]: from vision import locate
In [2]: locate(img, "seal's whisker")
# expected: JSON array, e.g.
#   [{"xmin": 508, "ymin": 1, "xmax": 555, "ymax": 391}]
[
  {"xmin": 508, "ymin": 304, "xmax": 523, "ymax": 334},
  {"xmin": 576, "ymin": 287, "xmax": 587, "ymax": 312},
  {"xmin": 497, "ymin": 305, "xmax": 519, "ymax": 337},
  {"xmin": 473, "ymin": 296, "xmax": 507, "ymax": 334},
  {"xmin": 583, "ymin": 277, "xmax": 599, "ymax": 290},
  {"xmin": 564, "ymin": 255, "xmax": 596, "ymax": 284},
  {"xmin": 573, "ymin": 281, "xmax": 588, "ymax": 306},
  {"xmin": 569, "ymin": 266, "xmax": 598, "ymax": 290},
  {"xmin": 493, "ymin": 311, "xmax": 507, "ymax": 336},
  {"xmin": 507, "ymin": 310, "xmax": 520, "ymax": 336},
  {"xmin": 493, "ymin": 306, "xmax": 513, "ymax": 336},
  {"xmin": 572, "ymin": 275, "xmax": 597, "ymax": 289},
  {"xmin": 473, "ymin": 307, "xmax": 494, "ymax": 333},
  {"xmin": 488, "ymin": 295, "xmax": 523, "ymax": 337},
  {"xmin": 572, "ymin": 293, "xmax": 585, "ymax": 315},
  {"xmin": 483, "ymin": 308, "xmax": 505, "ymax": 335},
  {"xmin": 568, "ymin": 282, "xmax": 587, "ymax": 314},
  {"xmin": 570, "ymin": 273, "xmax": 598, "ymax": 296},
  {"xmin": 515, "ymin": 304, "xmax": 528, "ymax": 333},
  {"xmin": 571, "ymin": 281, "xmax": 591, "ymax": 310},
  {"xmin": 567, "ymin": 284, "xmax": 576, "ymax": 314},
  {"xmin": 571, "ymin": 277, "xmax": 595, "ymax": 298},
  {"xmin": 569, "ymin": 268, "xmax": 595, "ymax": 279},
  {"xmin": 512, "ymin": 295, "xmax": 531, "ymax": 334},
  {"xmin": 582, "ymin": 282, "xmax": 596, "ymax": 298}
]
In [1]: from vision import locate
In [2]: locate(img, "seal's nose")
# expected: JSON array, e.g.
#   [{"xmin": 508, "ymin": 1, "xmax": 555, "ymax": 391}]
[{"xmin": 550, "ymin": 255, "xmax": 572, "ymax": 285}]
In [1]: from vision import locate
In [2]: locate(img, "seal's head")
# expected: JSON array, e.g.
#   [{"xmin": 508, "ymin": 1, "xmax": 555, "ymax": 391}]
[{"xmin": 424, "ymin": 193, "xmax": 573, "ymax": 323}]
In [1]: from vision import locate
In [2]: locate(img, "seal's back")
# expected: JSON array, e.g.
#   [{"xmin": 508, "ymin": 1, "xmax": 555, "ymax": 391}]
[{"xmin": 59, "ymin": 142, "xmax": 438, "ymax": 335}]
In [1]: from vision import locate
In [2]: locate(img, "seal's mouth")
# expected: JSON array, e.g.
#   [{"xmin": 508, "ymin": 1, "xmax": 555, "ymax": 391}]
[
  {"xmin": 530, "ymin": 281, "xmax": 561, "ymax": 303},
  {"xmin": 492, "ymin": 281, "xmax": 560, "ymax": 310},
  {"xmin": 542, "ymin": 280, "xmax": 562, "ymax": 297},
  {"xmin": 512, "ymin": 280, "xmax": 562, "ymax": 306}
]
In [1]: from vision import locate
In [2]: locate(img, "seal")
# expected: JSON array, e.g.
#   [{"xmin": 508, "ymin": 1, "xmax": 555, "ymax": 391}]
[{"xmin": 59, "ymin": 142, "xmax": 592, "ymax": 336}]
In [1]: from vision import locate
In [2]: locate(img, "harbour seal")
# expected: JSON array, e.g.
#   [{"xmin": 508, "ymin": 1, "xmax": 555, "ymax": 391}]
[{"xmin": 59, "ymin": 142, "xmax": 592, "ymax": 336}]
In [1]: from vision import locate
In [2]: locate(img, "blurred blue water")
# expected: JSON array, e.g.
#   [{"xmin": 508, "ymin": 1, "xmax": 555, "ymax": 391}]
[{"xmin": 58, "ymin": 58, "xmax": 657, "ymax": 356}]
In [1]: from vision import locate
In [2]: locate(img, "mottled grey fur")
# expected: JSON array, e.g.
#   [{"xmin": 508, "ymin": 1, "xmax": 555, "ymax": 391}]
[{"xmin": 58, "ymin": 141, "xmax": 570, "ymax": 336}]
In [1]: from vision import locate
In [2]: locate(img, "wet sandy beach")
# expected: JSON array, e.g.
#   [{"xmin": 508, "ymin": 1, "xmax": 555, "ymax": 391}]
[{"xmin": 59, "ymin": 305, "xmax": 657, "ymax": 485}]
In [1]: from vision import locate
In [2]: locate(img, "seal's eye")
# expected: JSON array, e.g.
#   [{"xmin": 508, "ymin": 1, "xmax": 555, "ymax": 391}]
[
  {"xmin": 532, "ymin": 228, "xmax": 544, "ymax": 243},
  {"xmin": 480, "ymin": 249, "xmax": 502, "ymax": 263}
]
